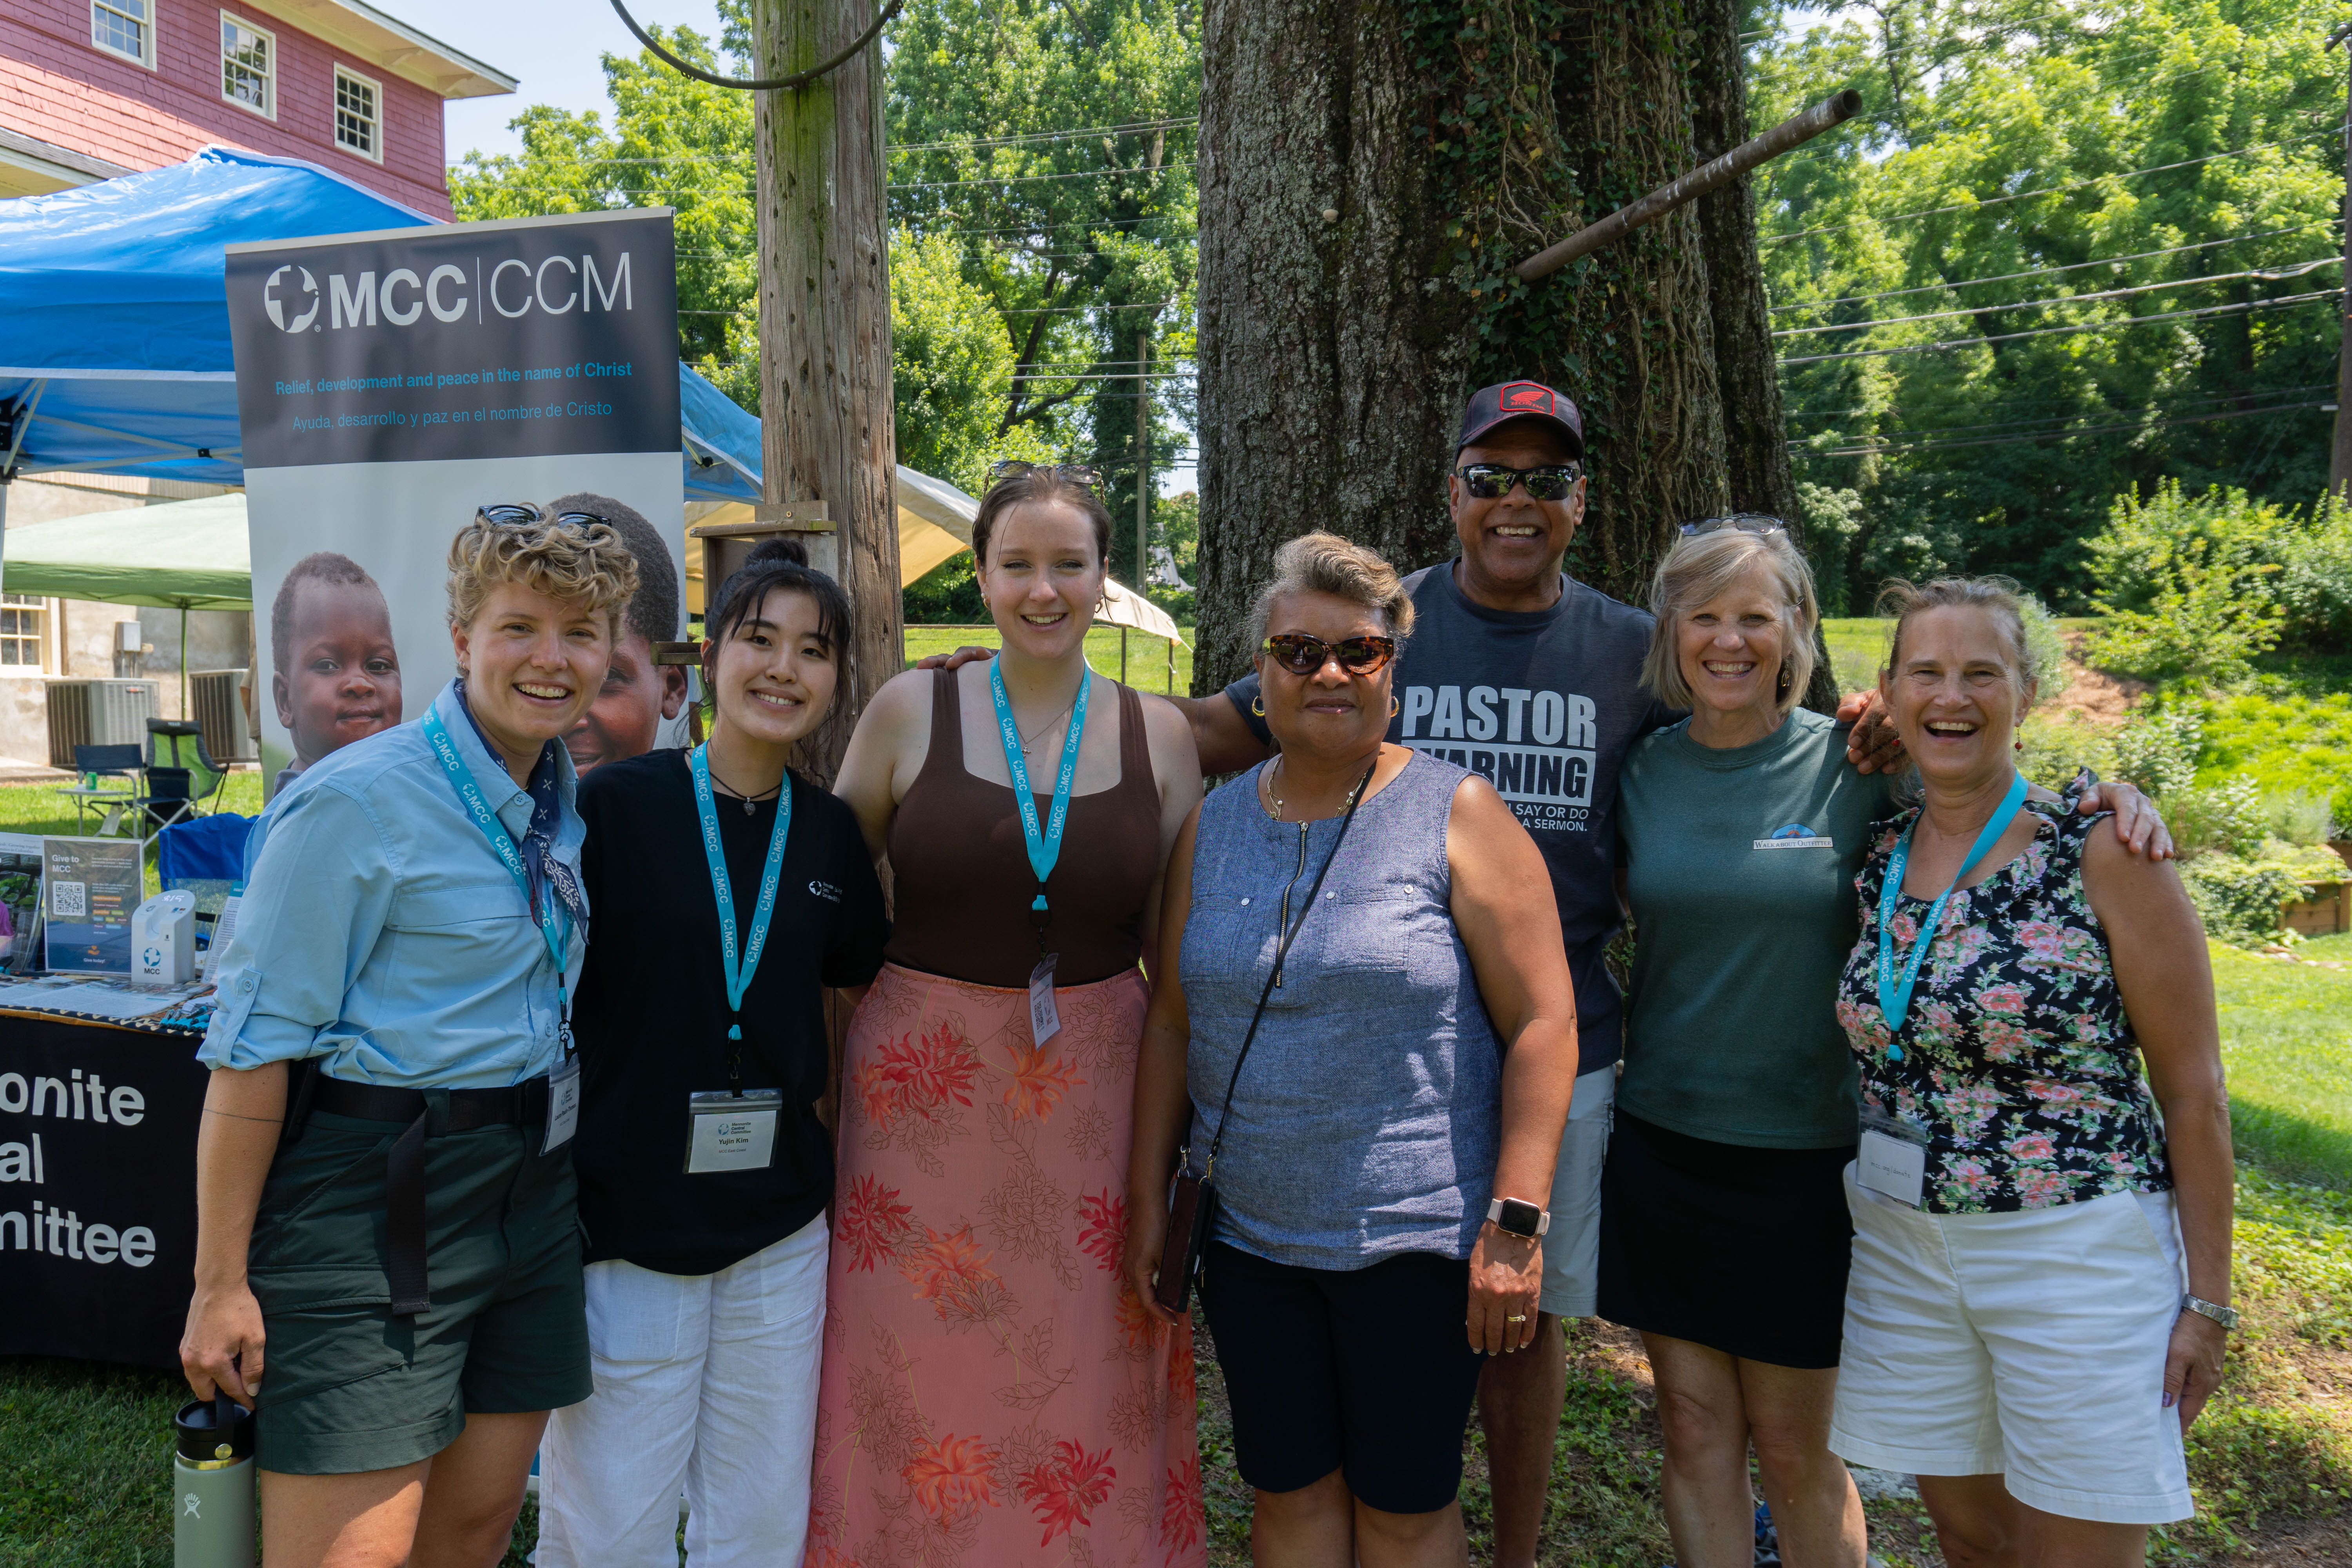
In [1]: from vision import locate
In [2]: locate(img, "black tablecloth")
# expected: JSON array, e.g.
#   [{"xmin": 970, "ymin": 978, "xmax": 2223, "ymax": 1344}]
[{"xmin": 0, "ymin": 1009, "xmax": 206, "ymax": 1369}]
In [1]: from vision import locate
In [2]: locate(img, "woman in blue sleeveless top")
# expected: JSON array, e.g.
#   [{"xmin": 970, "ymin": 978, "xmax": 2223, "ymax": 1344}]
[{"xmin": 1125, "ymin": 532, "xmax": 1579, "ymax": 1568}]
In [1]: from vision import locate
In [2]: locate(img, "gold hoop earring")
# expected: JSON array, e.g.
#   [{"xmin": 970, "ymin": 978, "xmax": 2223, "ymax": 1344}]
[
  {"xmin": 1251, "ymin": 694, "xmax": 1266, "ymax": 717},
  {"xmin": 1390, "ymin": 696, "xmax": 1400, "ymax": 717}
]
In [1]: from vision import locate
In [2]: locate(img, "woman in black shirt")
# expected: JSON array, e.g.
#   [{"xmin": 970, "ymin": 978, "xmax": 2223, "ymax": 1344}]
[{"xmin": 537, "ymin": 539, "xmax": 886, "ymax": 1567}]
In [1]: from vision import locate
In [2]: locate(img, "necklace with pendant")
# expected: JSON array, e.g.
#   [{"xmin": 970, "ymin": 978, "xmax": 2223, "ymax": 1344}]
[{"xmin": 706, "ymin": 764, "xmax": 782, "ymax": 816}]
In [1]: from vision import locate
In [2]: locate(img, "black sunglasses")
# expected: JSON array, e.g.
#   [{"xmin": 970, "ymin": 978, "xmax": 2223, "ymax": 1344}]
[
  {"xmin": 1455, "ymin": 462, "xmax": 1583, "ymax": 501},
  {"xmin": 1680, "ymin": 512, "xmax": 1787, "ymax": 538},
  {"xmin": 989, "ymin": 461, "xmax": 1103, "ymax": 490},
  {"xmin": 477, "ymin": 503, "xmax": 606, "ymax": 531},
  {"xmin": 1263, "ymin": 633, "xmax": 1398, "ymax": 677}
]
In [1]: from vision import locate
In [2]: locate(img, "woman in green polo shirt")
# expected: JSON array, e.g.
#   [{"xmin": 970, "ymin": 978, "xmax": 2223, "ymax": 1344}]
[{"xmin": 1599, "ymin": 521, "xmax": 2169, "ymax": 1568}]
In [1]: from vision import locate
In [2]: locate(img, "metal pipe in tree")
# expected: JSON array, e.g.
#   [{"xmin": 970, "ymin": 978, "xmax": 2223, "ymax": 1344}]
[{"xmin": 1515, "ymin": 89, "xmax": 1865, "ymax": 283}]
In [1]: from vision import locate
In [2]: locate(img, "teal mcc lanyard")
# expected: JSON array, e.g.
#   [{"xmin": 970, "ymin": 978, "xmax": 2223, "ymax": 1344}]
[
  {"xmin": 1876, "ymin": 770, "xmax": 2029, "ymax": 1060},
  {"xmin": 688, "ymin": 746, "xmax": 793, "ymax": 1080},
  {"xmin": 988, "ymin": 661, "xmax": 1090, "ymax": 918},
  {"xmin": 421, "ymin": 706, "xmax": 572, "ymax": 978}
]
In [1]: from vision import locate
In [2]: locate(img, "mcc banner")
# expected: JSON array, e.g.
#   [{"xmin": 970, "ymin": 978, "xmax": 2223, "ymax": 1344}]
[{"xmin": 225, "ymin": 210, "xmax": 689, "ymax": 791}]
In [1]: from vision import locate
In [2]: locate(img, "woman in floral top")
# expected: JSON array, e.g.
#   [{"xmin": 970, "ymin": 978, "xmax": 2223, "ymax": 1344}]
[{"xmin": 1831, "ymin": 578, "xmax": 2233, "ymax": 1564}]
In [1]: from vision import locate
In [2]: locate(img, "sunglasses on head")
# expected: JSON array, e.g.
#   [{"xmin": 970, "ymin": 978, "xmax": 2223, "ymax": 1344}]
[
  {"xmin": 476, "ymin": 503, "xmax": 605, "ymax": 531},
  {"xmin": 1454, "ymin": 462, "xmax": 1583, "ymax": 501},
  {"xmin": 990, "ymin": 461, "xmax": 1103, "ymax": 491},
  {"xmin": 1680, "ymin": 512, "xmax": 1787, "ymax": 538},
  {"xmin": 1263, "ymin": 633, "xmax": 1398, "ymax": 677}
]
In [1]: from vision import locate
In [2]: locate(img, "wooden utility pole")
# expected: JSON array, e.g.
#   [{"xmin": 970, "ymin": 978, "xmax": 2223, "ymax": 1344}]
[
  {"xmin": 751, "ymin": 0, "xmax": 901, "ymax": 775},
  {"xmin": 2332, "ymin": 23, "xmax": 2352, "ymax": 499}
]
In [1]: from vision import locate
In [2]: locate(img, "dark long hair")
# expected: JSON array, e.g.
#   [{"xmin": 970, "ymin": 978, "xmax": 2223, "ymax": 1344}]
[{"xmin": 699, "ymin": 537, "xmax": 852, "ymax": 710}]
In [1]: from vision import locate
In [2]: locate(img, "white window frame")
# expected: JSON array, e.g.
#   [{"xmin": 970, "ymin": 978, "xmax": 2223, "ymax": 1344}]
[
  {"xmin": 91, "ymin": 0, "xmax": 157, "ymax": 69},
  {"xmin": 332, "ymin": 65, "xmax": 384, "ymax": 163},
  {"xmin": 0, "ymin": 597, "xmax": 53, "ymax": 675},
  {"xmin": 220, "ymin": 11, "xmax": 278, "ymax": 121}
]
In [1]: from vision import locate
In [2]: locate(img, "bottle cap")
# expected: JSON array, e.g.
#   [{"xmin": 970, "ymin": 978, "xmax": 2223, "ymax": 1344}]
[{"xmin": 173, "ymin": 1394, "xmax": 255, "ymax": 1465}]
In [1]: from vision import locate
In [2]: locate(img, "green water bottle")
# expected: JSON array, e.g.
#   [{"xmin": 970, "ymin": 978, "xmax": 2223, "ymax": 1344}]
[{"xmin": 172, "ymin": 1394, "xmax": 255, "ymax": 1568}]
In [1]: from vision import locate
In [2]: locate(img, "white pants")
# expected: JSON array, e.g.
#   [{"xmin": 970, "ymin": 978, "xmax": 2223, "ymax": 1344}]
[
  {"xmin": 1539, "ymin": 1063, "xmax": 1617, "ymax": 1318},
  {"xmin": 538, "ymin": 1215, "xmax": 829, "ymax": 1566},
  {"xmin": 1831, "ymin": 1172, "xmax": 2192, "ymax": 1525}
]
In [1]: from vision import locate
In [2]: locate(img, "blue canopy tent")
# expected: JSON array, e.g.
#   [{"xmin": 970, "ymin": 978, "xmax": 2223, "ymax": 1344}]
[{"xmin": 0, "ymin": 146, "xmax": 760, "ymax": 503}]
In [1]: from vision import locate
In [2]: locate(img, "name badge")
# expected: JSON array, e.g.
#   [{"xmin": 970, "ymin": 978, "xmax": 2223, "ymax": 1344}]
[
  {"xmin": 1028, "ymin": 953, "xmax": 1061, "ymax": 1047},
  {"xmin": 542, "ymin": 1055, "xmax": 582, "ymax": 1154},
  {"xmin": 686, "ymin": 1089, "xmax": 782, "ymax": 1173},
  {"xmin": 1856, "ymin": 1127, "xmax": 1927, "ymax": 1207}
]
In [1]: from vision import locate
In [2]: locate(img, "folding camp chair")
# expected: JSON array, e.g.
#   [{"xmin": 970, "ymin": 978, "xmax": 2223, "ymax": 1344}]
[
  {"xmin": 62, "ymin": 743, "xmax": 144, "ymax": 837},
  {"xmin": 147, "ymin": 719, "xmax": 230, "ymax": 817}
]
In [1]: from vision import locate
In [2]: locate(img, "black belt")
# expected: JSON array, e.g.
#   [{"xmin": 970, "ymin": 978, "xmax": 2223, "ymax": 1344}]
[{"xmin": 311, "ymin": 1075, "xmax": 551, "ymax": 1318}]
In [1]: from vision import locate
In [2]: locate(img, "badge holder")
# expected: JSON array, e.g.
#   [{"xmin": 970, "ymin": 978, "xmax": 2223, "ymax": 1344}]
[
  {"xmin": 1855, "ymin": 1103, "xmax": 1930, "ymax": 1207},
  {"xmin": 686, "ymin": 1088, "xmax": 784, "ymax": 1173},
  {"xmin": 543, "ymin": 996, "xmax": 581, "ymax": 1153}
]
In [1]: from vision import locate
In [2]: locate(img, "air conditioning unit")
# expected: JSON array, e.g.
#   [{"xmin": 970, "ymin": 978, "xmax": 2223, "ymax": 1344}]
[
  {"xmin": 191, "ymin": 670, "xmax": 256, "ymax": 763},
  {"xmin": 46, "ymin": 679, "xmax": 159, "ymax": 769}
]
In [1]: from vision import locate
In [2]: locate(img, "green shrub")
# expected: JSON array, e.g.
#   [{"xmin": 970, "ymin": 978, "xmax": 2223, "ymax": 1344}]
[
  {"xmin": 2191, "ymin": 691, "xmax": 2352, "ymax": 832},
  {"xmin": 2275, "ymin": 492, "xmax": 2352, "ymax": 652},
  {"xmin": 2171, "ymin": 775, "xmax": 2268, "ymax": 859},
  {"xmin": 2018, "ymin": 593, "xmax": 2072, "ymax": 699},
  {"xmin": 2184, "ymin": 840, "xmax": 2347, "ymax": 948},
  {"xmin": 2112, "ymin": 707, "xmax": 2204, "ymax": 798},
  {"xmin": 2016, "ymin": 710, "xmax": 2116, "ymax": 789},
  {"xmin": 2263, "ymin": 790, "xmax": 2339, "ymax": 847}
]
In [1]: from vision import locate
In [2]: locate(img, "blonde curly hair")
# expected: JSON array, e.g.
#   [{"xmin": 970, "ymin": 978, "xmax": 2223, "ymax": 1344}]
[{"xmin": 445, "ymin": 505, "xmax": 641, "ymax": 639}]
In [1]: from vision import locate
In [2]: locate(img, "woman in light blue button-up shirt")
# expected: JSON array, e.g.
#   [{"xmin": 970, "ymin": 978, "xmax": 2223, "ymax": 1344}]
[{"xmin": 180, "ymin": 507, "xmax": 640, "ymax": 1568}]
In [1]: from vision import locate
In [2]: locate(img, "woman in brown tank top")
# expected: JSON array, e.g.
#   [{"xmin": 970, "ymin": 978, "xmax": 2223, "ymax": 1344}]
[{"xmin": 826, "ymin": 466, "xmax": 1205, "ymax": 1566}]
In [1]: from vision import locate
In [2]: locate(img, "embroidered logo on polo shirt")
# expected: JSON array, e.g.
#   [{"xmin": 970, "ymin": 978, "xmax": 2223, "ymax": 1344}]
[
  {"xmin": 1754, "ymin": 822, "xmax": 1835, "ymax": 850},
  {"xmin": 808, "ymin": 879, "xmax": 843, "ymax": 902}
]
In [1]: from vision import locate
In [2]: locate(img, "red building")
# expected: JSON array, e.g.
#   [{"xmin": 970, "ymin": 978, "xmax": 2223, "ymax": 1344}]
[{"xmin": 0, "ymin": 0, "xmax": 514, "ymax": 218}]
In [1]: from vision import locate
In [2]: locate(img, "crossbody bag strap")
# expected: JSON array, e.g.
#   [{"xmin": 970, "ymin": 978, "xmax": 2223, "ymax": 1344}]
[{"xmin": 1200, "ymin": 757, "xmax": 1378, "ymax": 1172}]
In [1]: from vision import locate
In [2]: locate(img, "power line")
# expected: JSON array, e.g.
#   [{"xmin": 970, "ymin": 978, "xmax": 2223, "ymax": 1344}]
[
  {"xmin": 1775, "ymin": 287, "xmax": 2343, "ymax": 366},
  {"xmin": 1785, "ymin": 382, "xmax": 2337, "ymax": 430},
  {"xmin": 1767, "ymin": 220, "xmax": 2341, "ymax": 312},
  {"xmin": 1766, "ymin": 125, "xmax": 2346, "ymax": 244},
  {"xmin": 1770, "ymin": 256, "xmax": 2343, "ymax": 338},
  {"xmin": 895, "ymin": 162, "xmax": 1194, "ymax": 193},
  {"xmin": 893, "ymin": 116, "xmax": 1198, "ymax": 156},
  {"xmin": 1798, "ymin": 397, "xmax": 2331, "ymax": 457}
]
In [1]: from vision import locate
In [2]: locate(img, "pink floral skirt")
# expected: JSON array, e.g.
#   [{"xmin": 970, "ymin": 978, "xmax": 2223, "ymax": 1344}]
[{"xmin": 810, "ymin": 962, "xmax": 1205, "ymax": 1568}]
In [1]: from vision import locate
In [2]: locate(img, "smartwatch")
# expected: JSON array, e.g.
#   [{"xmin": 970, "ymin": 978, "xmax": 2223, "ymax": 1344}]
[{"xmin": 1487, "ymin": 1196, "xmax": 1550, "ymax": 1240}]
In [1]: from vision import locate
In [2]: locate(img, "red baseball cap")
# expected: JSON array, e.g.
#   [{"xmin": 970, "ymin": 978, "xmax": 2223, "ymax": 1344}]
[{"xmin": 1455, "ymin": 380, "xmax": 1585, "ymax": 460}]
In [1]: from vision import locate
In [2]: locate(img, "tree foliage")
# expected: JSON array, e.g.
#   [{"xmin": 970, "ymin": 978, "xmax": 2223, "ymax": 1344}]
[
  {"xmin": 1751, "ymin": 0, "xmax": 2349, "ymax": 612},
  {"xmin": 447, "ymin": 0, "xmax": 1203, "ymax": 583}
]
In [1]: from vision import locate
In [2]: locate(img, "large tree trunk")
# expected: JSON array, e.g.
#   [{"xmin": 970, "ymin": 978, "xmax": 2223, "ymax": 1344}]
[
  {"xmin": 1197, "ymin": 0, "xmax": 1769, "ymax": 693},
  {"xmin": 753, "ymin": 0, "xmax": 901, "ymax": 776},
  {"xmin": 1192, "ymin": 0, "xmax": 1468, "ymax": 694}
]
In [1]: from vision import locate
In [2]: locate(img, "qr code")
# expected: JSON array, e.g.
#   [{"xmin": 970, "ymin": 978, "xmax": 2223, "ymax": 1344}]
[{"xmin": 52, "ymin": 880, "xmax": 87, "ymax": 918}]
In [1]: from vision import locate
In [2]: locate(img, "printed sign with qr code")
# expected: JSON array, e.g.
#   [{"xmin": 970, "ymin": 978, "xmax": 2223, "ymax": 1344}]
[{"xmin": 52, "ymin": 880, "xmax": 87, "ymax": 918}]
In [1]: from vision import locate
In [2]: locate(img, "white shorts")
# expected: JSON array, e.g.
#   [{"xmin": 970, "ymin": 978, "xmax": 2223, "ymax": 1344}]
[
  {"xmin": 1539, "ymin": 1063, "xmax": 1617, "ymax": 1318},
  {"xmin": 1831, "ymin": 1169, "xmax": 2193, "ymax": 1526}
]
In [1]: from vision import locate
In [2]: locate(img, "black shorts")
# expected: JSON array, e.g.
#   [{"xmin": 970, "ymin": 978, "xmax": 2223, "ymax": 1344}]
[
  {"xmin": 1596, "ymin": 1111, "xmax": 1855, "ymax": 1369},
  {"xmin": 1198, "ymin": 1240, "xmax": 1483, "ymax": 1515}
]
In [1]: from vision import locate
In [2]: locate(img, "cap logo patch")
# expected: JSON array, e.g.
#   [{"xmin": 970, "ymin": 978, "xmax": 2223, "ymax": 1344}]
[{"xmin": 1501, "ymin": 382, "xmax": 1552, "ymax": 414}]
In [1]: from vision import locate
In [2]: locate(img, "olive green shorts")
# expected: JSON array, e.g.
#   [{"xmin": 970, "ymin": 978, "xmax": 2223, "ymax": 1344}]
[{"xmin": 245, "ymin": 1102, "xmax": 591, "ymax": 1475}]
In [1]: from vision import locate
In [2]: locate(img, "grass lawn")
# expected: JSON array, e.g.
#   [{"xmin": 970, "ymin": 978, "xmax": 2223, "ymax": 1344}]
[{"xmin": 903, "ymin": 622, "xmax": 1194, "ymax": 696}]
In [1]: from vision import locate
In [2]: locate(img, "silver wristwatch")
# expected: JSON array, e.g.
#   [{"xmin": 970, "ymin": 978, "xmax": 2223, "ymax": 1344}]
[{"xmin": 2180, "ymin": 1293, "xmax": 2239, "ymax": 1332}]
